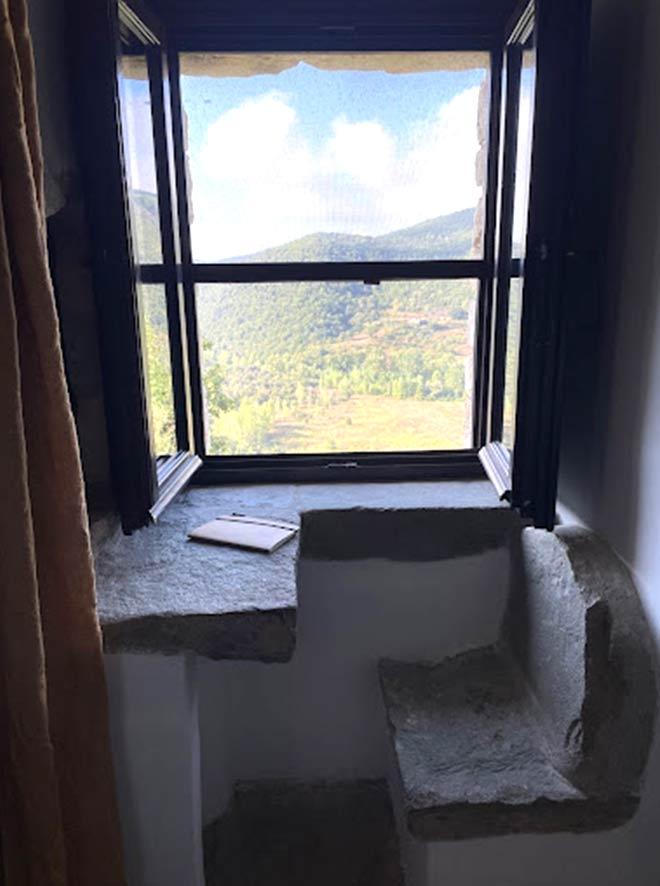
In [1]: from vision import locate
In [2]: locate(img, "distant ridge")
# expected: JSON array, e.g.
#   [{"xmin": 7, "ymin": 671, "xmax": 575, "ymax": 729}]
[
  {"xmin": 229, "ymin": 207, "xmax": 476, "ymax": 263},
  {"xmin": 130, "ymin": 191, "xmax": 476, "ymax": 264}
]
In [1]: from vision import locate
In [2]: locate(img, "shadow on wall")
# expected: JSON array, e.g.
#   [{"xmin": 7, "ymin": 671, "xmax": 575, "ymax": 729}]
[
  {"xmin": 559, "ymin": 0, "xmax": 660, "ymax": 568},
  {"xmin": 198, "ymin": 550, "xmax": 511, "ymax": 825}
]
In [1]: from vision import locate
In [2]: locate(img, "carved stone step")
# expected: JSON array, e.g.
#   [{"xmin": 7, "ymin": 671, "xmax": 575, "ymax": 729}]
[
  {"xmin": 379, "ymin": 527, "xmax": 656, "ymax": 843},
  {"xmin": 380, "ymin": 650, "xmax": 635, "ymax": 841},
  {"xmin": 203, "ymin": 779, "xmax": 404, "ymax": 886}
]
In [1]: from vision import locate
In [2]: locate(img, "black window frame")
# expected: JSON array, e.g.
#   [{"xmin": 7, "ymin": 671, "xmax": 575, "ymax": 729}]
[
  {"xmin": 71, "ymin": 0, "xmax": 590, "ymax": 531},
  {"xmin": 144, "ymin": 41, "xmax": 504, "ymax": 485},
  {"xmin": 479, "ymin": 0, "xmax": 592, "ymax": 528},
  {"xmin": 478, "ymin": 6, "xmax": 535, "ymax": 500},
  {"xmin": 73, "ymin": 0, "xmax": 201, "ymax": 532}
]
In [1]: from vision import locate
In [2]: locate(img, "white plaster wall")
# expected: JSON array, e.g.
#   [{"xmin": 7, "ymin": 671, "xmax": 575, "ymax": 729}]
[
  {"xmin": 105, "ymin": 654, "xmax": 205, "ymax": 886},
  {"xmin": 199, "ymin": 550, "xmax": 510, "ymax": 825},
  {"xmin": 590, "ymin": 0, "xmax": 660, "ymax": 646},
  {"xmin": 558, "ymin": 0, "xmax": 660, "ymax": 648}
]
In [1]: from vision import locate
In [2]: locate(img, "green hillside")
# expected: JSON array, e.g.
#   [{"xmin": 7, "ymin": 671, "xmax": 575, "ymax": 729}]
[
  {"xmin": 129, "ymin": 190, "xmax": 162, "ymax": 263},
  {"xmin": 196, "ymin": 211, "xmax": 477, "ymax": 454},
  {"xmin": 127, "ymin": 187, "xmax": 478, "ymax": 456},
  {"xmin": 227, "ymin": 208, "xmax": 475, "ymax": 263}
]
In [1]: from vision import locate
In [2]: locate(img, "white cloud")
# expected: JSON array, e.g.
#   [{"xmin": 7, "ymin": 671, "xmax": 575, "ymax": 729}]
[
  {"xmin": 323, "ymin": 116, "xmax": 395, "ymax": 188},
  {"xmin": 200, "ymin": 91, "xmax": 313, "ymax": 184},
  {"xmin": 191, "ymin": 85, "xmax": 483, "ymax": 260},
  {"xmin": 512, "ymin": 88, "xmax": 535, "ymax": 247}
]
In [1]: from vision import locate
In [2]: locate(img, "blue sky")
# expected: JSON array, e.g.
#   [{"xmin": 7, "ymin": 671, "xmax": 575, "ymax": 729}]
[
  {"xmin": 181, "ymin": 62, "xmax": 486, "ymax": 158},
  {"xmin": 122, "ymin": 55, "xmax": 490, "ymax": 261}
]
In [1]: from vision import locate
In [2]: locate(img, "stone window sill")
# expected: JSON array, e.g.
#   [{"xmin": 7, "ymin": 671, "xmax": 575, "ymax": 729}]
[{"xmin": 93, "ymin": 480, "xmax": 513, "ymax": 661}]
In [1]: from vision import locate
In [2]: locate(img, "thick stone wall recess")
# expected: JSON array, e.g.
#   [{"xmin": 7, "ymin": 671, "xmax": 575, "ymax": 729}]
[{"xmin": 380, "ymin": 526, "xmax": 657, "ymax": 841}]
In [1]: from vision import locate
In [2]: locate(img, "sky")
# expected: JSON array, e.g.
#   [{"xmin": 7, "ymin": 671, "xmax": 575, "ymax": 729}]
[{"xmin": 122, "ymin": 56, "xmax": 491, "ymax": 261}]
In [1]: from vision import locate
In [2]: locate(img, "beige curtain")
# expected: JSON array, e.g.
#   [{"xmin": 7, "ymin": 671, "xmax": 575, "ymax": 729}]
[{"xmin": 0, "ymin": 1, "xmax": 126, "ymax": 883}]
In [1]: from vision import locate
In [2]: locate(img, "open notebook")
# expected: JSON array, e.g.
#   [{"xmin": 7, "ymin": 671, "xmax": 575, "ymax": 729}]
[{"xmin": 188, "ymin": 514, "xmax": 299, "ymax": 553}]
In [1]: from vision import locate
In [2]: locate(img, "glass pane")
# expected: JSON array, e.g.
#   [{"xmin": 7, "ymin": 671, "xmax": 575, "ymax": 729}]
[
  {"xmin": 512, "ymin": 46, "xmax": 536, "ymax": 260},
  {"xmin": 502, "ymin": 277, "xmax": 523, "ymax": 448},
  {"xmin": 137, "ymin": 284, "xmax": 177, "ymax": 455},
  {"xmin": 503, "ymin": 40, "xmax": 536, "ymax": 448},
  {"xmin": 118, "ymin": 51, "xmax": 163, "ymax": 263},
  {"xmin": 179, "ymin": 52, "xmax": 490, "ymax": 262},
  {"xmin": 196, "ymin": 279, "xmax": 477, "ymax": 455}
]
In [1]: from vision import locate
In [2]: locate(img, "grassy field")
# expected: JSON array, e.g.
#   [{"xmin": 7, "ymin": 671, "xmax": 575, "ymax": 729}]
[{"xmin": 237, "ymin": 394, "xmax": 472, "ymax": 454}]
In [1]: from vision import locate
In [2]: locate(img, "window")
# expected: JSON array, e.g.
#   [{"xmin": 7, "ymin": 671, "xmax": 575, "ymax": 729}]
[
  {"xmin": 73, "ymin": 1, "xmax": 201, "ymax": 530},
  {"xmin": 179, "ymin": 53, "xmax": 489, "ymax": 263},
  {"xmin": 195, "ymin": 279, "xmax": 479, "ymax": 455},
  {"xmin": 73, "ymin": 0, "xmax": 591, "ymax": 530},
  {"xmin": 173, "ymin": 52, "xmax": 490, "ymax": 459}
]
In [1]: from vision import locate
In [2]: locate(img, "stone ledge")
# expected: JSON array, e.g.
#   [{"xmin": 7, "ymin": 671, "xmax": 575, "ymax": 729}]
[
  {"xmin": 379, "ymin": 650, "xmax": 636, "ymax": 841},
  {"xmin": 101, "ymin": 610, "xmax": 296, "ymax": 661},
  {"xmin": 94, "ymin": 481, "xmax": 507, "ymax": 661},
  {"xmin": 204, "ymin": 779, "xmax": 404, "ymax": 886},
  {"xmin": 379, "ymin": 527, "xmax": 656, "ymax": 841}
]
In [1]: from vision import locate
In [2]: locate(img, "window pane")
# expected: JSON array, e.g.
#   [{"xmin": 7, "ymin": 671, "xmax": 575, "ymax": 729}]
[
  {"xmin": 197, "ymin": 279, "xmax": 477, "ymax": 455},
  {"xmin": 502, "ymin": 277, "xmax": 523, "ymax": 448},
  {"xmin": 137, "ymin": 284, "xmax": 177, "ymax": 455},
  {"xmin": 503, "ymin": 40, "xmax": 536, "ymax": 447},
  {"xmin": 179, "ymin": 52, "xmax": 490, "ymax": 263},
  {"xmin": 512, "ymin": 47, "xmax": 536, "ymax": 260},
  {"xmin": 118, "ymin": 51, "xmax": 163, "ymax": 263}
]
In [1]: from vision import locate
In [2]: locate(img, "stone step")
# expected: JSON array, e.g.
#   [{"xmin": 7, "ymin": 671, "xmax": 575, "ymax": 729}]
[
  {"xmin": 379, "ymin": 649, "xmax": 636, "ymax": 841},
  {"xmin": 203, "ymin": 779, "xmax": 404, "ymax": 886},
  {"xmin": 379, "ymin": 526, "xmax": 656, "ymax": 846}
]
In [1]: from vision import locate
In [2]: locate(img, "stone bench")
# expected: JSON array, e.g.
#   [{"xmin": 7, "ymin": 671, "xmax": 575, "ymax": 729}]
[{"xmin": 380, "ymin": 526, "xmax": 656, "ymax": 841}]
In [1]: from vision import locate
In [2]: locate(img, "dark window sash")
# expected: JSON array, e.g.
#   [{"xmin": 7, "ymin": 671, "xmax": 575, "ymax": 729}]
[
  {"xmin": 197, "ymin": 451, "xmax": 484, "ymax": 486},
  {"xmin": 138, "ymin": 260, "xmax": 490, "ymax": 285},
  {"xmin": 473, "ymin": 47, "xmax": 504, "ymax": 448}
]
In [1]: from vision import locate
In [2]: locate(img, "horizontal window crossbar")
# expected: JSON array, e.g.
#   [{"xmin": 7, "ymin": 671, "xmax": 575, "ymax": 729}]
[
  {"xmin": 170, "ymin": 30, "xmax": 498, "ymax": 53},
  {"xmin": 139, "ymin": 259, "xmax": 490, "ymax": 285},
  {"xmin": 196, "ymin": 450, "xmax": 484, "ymax": 485}
]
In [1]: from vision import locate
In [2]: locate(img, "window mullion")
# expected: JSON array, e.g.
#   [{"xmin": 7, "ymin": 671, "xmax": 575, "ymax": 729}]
[
  {"xmin": 472, "ymin": 47, "xmax": 504, "ymax": 448},
  {"xmin": 147, "ymin": 47, "xmax": 190, "ymax": 453},
  {"xmin": 168, "ymin": 49, "xmax": 206, "ymax": 456},
  {"xmin": 489, "ymin": 45, "xmax": 523, "ymax": 444}
]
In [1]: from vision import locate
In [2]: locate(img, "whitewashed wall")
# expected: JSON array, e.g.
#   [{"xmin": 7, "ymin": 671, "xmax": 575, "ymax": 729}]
[{"xmin": 199, "ymin": 550, "xmax": 510, "ymax": 824}]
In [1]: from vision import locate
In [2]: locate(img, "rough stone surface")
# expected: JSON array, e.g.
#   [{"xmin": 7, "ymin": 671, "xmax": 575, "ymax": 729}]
[
  {"xmin": 380, "ymin": 527, "xmax": 656, "ymax": 840},
  {"xmin": 203, "ymin": 780, "xmax": 404, "ymax": 886},
  {"xmin": 505, "ymin": 527, "xmax": 613, "ymax": 777},
  {"xmin": 380, "ymin": 650, "xmax": 636, "ymax": 840},
  {"xmin": 516, "ymin": 527, "xmax": 657, "ymax": 796},
  {"xmin": 101, "ymin": 611, "xmax": 296, "ymax": 662},
  {"xmin": 300, "ymin": 506, "xmax": 519, "ymax": 562},
  {"xmin": 94, "ymin": 488, "xmax": 299, "ymax": 661},
  {"xmin": 94, "ymin": 481, "xmax": 507, "ymax": 659}
]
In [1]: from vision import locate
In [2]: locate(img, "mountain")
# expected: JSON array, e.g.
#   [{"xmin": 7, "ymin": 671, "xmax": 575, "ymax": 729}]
[
  {"xmin": 128, "ymin": 190, "xmax": 162, "ymax": 263},
  {"xmin": 195, "ymin": 207, "xmax": 476, "ymax": 360},
  {"xmin": 127, "ymin": 189, "xmax": 476, "ymax": 264},
  {"xmin": 130, "ymin": 194, "xmax": 478, "ymax": 454},
  {"xmin": 229, "ymin": 208, "xmax": 476, "ymax": 263}
]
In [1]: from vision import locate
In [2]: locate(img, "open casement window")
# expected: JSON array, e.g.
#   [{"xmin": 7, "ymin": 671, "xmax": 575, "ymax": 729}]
[
  {"xmin": 73, "ymin": 0, "xmax": 590, "ymax": 532},
  {"xmin": 74, "ymin": 0, "xmax": 200, "ymax": 531},
  {"xmin": 479, "ymin": 0, "xmax": 592, "ymax": 528},
  {"xmin": 168, "ymin": 49, "xmax": 496, "ymax": 483}
]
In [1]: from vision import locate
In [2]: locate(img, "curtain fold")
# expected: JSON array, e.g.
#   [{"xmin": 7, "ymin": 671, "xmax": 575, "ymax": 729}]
[{"xmin": 0, "ymin": 1, "xmax": 126, "ymax": 883}]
